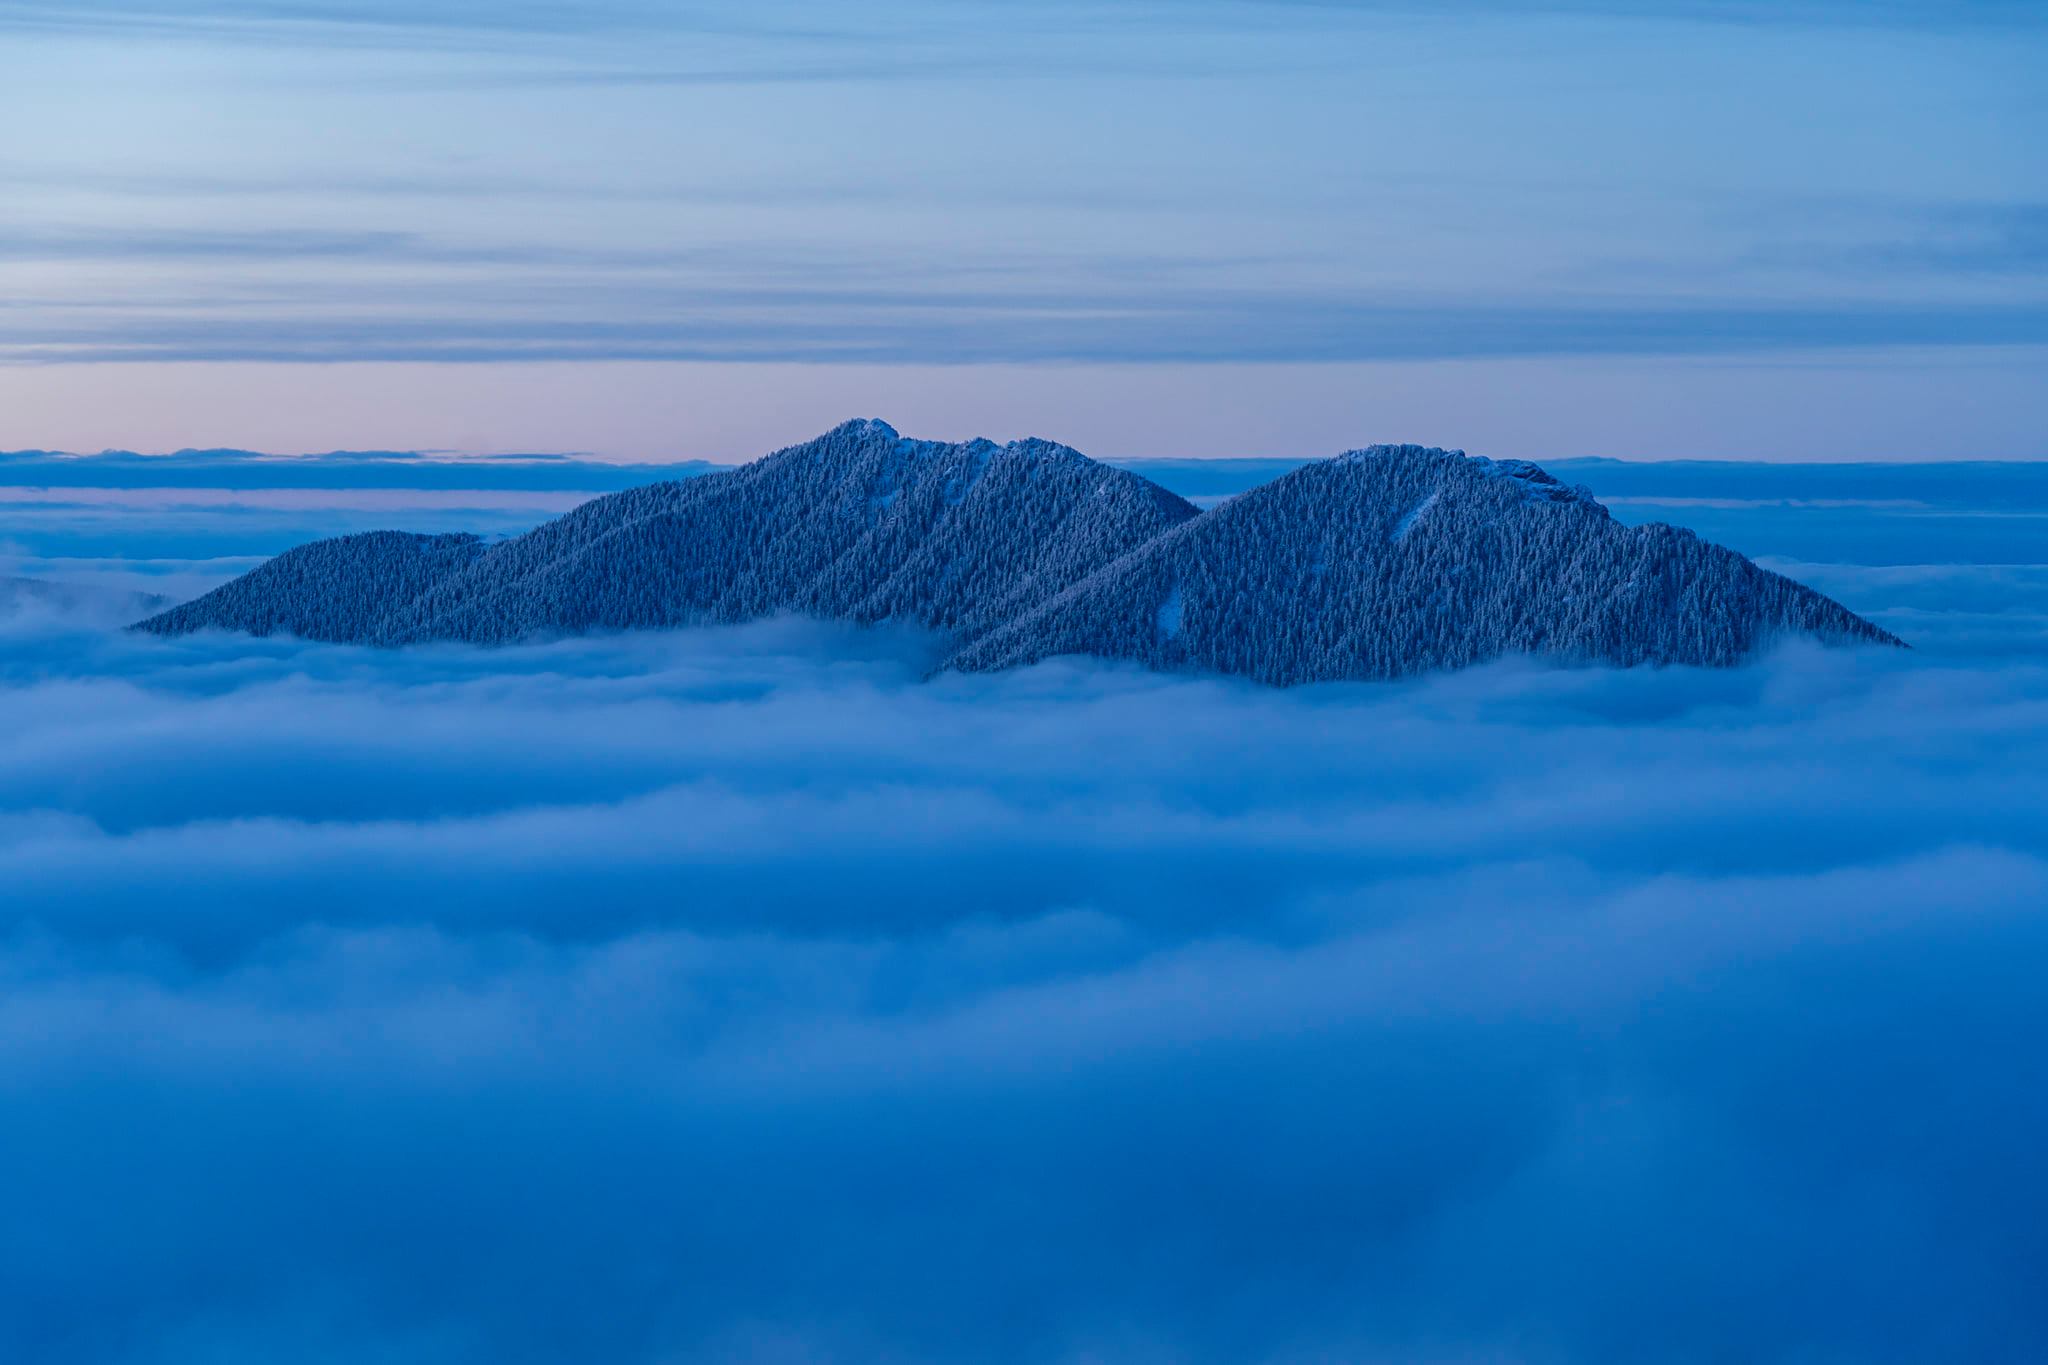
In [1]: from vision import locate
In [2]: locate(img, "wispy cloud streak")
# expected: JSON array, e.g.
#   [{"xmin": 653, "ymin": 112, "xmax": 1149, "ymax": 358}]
[{"xmin": 9, "ymin": 297, "xmax": 2048, "ymax": 365}]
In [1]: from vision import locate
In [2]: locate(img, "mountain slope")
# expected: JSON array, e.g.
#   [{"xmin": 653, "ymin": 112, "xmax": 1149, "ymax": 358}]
[
  {"xmin": 945, "ymin": 445, "xmax": 1902, "ymax": 682},
  {"xmin": 135, "ymin": 420, "xmax": 1201, "ymax": 647},
  {"xmin": 132, "ymin": 531, "xmax": 485, "ymax": 643}
]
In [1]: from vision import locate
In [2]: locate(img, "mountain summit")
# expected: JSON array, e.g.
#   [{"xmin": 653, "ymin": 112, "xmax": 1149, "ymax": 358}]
[
  {"xmin": 948, "ymin": 444, "xmax": 1899, "ymax": 681},
  {"xmin": 135, "ymin": 422, "xmax": 1901, "ymax": 679}
]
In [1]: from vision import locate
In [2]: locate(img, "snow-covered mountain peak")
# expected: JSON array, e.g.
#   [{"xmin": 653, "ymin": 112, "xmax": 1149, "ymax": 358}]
[
  {"xmin": 1336, "ymin": 443, "xmax": 1468, "ymax": 464},
  {"xmin": 826, "ymin": 417, "xmax": 899, "ymax": 440},
  {"xmin": 1002, "ymin": 436, "xmax": 1088, "ymax": 463},
  {"xmin": 1330, "ymin": 443, "xmax": 1594, "ymax": 508}
]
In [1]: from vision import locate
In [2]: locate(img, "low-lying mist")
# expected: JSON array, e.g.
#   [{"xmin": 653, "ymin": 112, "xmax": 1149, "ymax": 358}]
[{"xmin": 2, "ymin": 606, "xmax": 2043, "ymax": 1363}]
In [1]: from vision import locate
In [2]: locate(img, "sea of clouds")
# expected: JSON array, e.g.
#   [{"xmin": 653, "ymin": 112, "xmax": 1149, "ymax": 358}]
[{"xmin": 2, "ymin": 468, "xmax": 2045, "ymax": 1363}]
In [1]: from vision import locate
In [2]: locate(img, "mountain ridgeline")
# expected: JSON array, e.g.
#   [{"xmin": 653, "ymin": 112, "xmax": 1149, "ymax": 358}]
[{"xmin": 134, "ymin": 419, "xmax": 1902, "ymax": 680}]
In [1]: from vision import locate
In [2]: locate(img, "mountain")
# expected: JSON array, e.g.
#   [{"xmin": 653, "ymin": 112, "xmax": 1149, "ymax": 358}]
[
  {"xmin": 135, "ymin": 419, "xmax": 1201, "ymax": 648},
  {"xmin": 133, "ymin": 532, "xmax": 487, "ymax": 643},
  {"xmin": 133, "ymin": 423, "xmax": 1902, "ymax": 678},
  {"xmin": 946, "ymin": 445, "xmax": 1901, "ymax": 682},
  {"xmin": 4, "ymin": 576, "xmax": 169, "ymax": 625},
  {"xmin": 0, "ymin": 447, "xmax": 709, "ymax": 493}
]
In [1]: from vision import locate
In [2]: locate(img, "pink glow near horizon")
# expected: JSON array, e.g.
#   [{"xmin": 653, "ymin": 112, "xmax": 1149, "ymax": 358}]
[{"xmin": 7, "ymin": 354, "xmax": 2048, "ymax": 465}]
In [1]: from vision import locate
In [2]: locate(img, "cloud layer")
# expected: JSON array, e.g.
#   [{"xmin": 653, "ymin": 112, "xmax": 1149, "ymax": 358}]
[{"xmin": 2, "ymin": 600, "xmax": 2044, "ymax": 1362}]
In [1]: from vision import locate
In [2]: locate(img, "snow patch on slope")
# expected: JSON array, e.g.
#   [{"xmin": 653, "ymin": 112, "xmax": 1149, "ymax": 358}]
[
  {"xmin": 1391, "ymin": 491, "xmax": 1439, "ymax": 542},
  {"xmin": 1156, "ymin": 583, "xmax": 1184, "ymax": 642}
]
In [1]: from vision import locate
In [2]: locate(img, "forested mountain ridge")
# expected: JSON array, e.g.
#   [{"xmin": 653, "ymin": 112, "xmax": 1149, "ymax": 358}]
[
  {"xmin": 132, "ymin": 531, "xmax": 485, "ymax": 643},
  {"xmin": 134, "ymin": 423, "xmax": 1902, "ymax": 677},
  {"xmin": 135, "ymin": 419, "xmax": 1201, "ymax": 649},
  {"xmin": 945, "ymin": 445, "xmax": 1901, "ymax": 681}
]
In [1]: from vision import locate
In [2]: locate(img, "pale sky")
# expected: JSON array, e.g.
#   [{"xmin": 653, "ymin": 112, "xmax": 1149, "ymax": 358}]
[{"xmin": 2, "ymin": 0, "xmax": 2043, "ymax": 461}]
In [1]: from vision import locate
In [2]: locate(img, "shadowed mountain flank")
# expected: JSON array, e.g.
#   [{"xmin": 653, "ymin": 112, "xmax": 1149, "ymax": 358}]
[{"xmin": 132, "ymin": 531, "xmax": 485, "ymax": 643}]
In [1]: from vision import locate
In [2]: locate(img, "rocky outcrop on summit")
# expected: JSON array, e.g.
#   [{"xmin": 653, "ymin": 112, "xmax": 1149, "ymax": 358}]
[
  {"xmin": 134, "ymin": 420, "xmax": 1201, "ymax": 648},
  {"xmin": 945, "ymin": 445, "xmax": 1902, "ymax": 683}
]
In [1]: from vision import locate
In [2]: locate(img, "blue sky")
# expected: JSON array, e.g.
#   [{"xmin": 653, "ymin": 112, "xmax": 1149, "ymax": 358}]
[{"xmin": 2, "ymin": 0, "xmax": 2044, "ymax": 458}]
